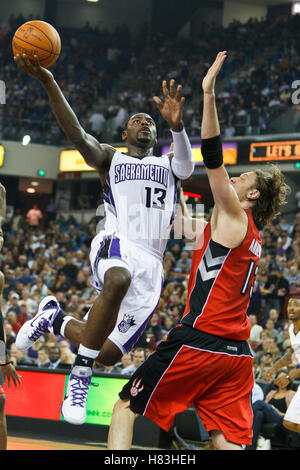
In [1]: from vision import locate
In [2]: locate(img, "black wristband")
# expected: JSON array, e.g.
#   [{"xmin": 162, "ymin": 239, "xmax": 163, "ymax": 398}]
[
  {"xmin": 0, "ymin": 361, "xmax": 13, "ymax": 366},
  {"xmin": 201, "ymin": 134, "xmax": 223, "ymax": 169}
]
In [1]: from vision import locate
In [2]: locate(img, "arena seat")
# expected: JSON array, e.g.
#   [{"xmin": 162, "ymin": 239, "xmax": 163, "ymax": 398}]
[{"xmin": 261, "ymin": 423, "xmax": 300, "ymax": 450}]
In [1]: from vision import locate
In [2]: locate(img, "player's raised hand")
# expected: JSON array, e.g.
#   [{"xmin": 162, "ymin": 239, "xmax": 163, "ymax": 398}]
[
  {"xmin": 153, "ymin": 79, "xmax": 184, "ymax": 132},
  {"xmin": 202, "ymin": 51, "xmax": 227, "ymax": 95},
  {"xmin": 14, "ymin": 53, "xmax": 53, "ymax": 84}
]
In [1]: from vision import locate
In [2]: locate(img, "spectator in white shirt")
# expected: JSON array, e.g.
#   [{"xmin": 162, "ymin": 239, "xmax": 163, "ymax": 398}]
[
  {"xmin": 121, "ymin": 348, "xmax": 146, "ymax": 376},
  {"xmin": 249, "ymin": 314, "xmax": 263, "ymax": 345}
]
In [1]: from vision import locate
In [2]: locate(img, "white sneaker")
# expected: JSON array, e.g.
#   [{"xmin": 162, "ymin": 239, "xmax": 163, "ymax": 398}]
[
  {"xmin": 16, "ymin": 296, "xmax": 60, "ymax": 350},
  {"xmin": 61, "ymin": 366, "xmax": 93, "ymax": 425}
]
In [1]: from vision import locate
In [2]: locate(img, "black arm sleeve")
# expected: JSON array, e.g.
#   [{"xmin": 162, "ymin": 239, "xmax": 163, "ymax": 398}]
[{"xmin": 201, "ymin": 134, "xmax": 223, "ymax": 169}]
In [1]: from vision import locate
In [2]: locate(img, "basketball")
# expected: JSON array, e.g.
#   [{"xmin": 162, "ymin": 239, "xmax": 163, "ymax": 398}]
[{"xmin": 12, "ymin": 20, "xmax": 61, "ymax": 68}]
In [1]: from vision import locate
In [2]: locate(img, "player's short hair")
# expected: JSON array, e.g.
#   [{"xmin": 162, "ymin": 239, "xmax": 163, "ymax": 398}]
[
  {"xmin": 124, "ymin": 115, "xmax": 132, "ymax": 129},
  {"xmin": 252, "ymin": 164, "xmax": 291, "ymax": 225}
]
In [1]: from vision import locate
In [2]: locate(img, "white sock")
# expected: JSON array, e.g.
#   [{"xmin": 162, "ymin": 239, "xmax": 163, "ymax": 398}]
[{"xmin": 78, "ymin": 344, "xmax": 100, "ymax": 359}]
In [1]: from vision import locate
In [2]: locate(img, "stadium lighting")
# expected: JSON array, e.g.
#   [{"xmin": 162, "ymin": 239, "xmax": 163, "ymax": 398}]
[
  {"xmin": 86, "ymin": 0, "xmax": 99, "ymax": 2},
  {"xmin": 292, "ymin": 2, "xmax": 300, "ymax": 14},
  {"xmin": 31, "ymin": 181, "xmax": 39, "ymax": 186},
  {"xmin": 22, "ymin": 135, "xmax": 31, "ymax": 145},
  {"xmin": 26, "ymin": 188, "xmax": 36, "ymax": 194}
]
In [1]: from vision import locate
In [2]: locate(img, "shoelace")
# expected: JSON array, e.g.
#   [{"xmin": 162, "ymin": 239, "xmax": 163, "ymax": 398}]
[
  {"xmin": 69, "ymin": 375, "xmax": 92, "ymax": 407},
  {"xmin": 29, "ymin": 318, "xmax": 50, "ymax": 342}
]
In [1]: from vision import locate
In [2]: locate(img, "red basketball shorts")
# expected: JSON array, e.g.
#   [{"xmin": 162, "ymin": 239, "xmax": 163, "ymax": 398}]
[{"xmin": 120, "ymin": 324, "xmax": 254, "ymax": 446}]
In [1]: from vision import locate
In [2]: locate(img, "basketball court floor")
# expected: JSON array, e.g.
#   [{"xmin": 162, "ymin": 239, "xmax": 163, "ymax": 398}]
[{"xmin": 7, "ymin": 435, "xmax": 106, "ymax": 450}]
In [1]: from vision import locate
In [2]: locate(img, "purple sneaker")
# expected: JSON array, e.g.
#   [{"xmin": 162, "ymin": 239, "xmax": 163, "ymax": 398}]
[
  {"xmin": 16, "ymin": 296, "xmax": 60, "ymax": 350},
  {"xmin": 61, "ymin": 366, "xmax": 93, "ymax": 425}
]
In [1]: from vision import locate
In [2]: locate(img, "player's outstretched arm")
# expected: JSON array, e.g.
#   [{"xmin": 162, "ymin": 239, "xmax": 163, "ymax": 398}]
[
  {"xmin": 14, "ymin": 54, "xmax": 114, "ymax": 174},
  {"xmin": 173, "ymin": 189, "xmax": 207, "ymax": 242},
  {"xmin": 201, "ymin": 52, "xmax": 242, "ymax": 218},
  {"xmin": 154, "ymin": 80, "xmax": 194, "ymax": 180}
]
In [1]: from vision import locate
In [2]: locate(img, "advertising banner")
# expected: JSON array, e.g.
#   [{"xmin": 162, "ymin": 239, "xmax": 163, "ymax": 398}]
[{"xmin": 5, "ymin": 370, "xmax": 128, "ymax": 426}]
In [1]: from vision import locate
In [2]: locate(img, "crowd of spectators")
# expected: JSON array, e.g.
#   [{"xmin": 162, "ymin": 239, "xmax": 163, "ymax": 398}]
[{"xmin": 1, "ymin": 13, "xmax": 300, "ymax": 144}]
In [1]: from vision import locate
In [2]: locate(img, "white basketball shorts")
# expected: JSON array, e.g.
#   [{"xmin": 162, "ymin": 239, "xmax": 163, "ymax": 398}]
[
  {"xmin": 88, "ymin": 232, "xmax": 164, "ymax": 354},
  {"xmin": 284, "ymin": 384, "xmax": 300, "ymax": 425}
]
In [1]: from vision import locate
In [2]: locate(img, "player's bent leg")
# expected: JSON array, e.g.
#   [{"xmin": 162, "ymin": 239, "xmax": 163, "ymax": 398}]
[
  {"xmin": 54, "ymin": 318, "xmax": 123, "ymax": 366},
  {"xmin": 61, "ymin": 267, "xmax": 131, "ymax": 426},
  {"xmin": 210, "ymin": 430, "xmax": 244, "ymax": 450},
  {"xmin": 0, "ymin": 393, "xmax": 7, "ymax": 450},
  {"xmin": 62, "ymin": 317, "xmax": 85, "ymax": 349},
  {"xmin": 97, "ymin": 339, "xmax": 123, "ymax": 366},
  {"xmin": 283, "ymin": 419, "xmax": 300, "ymax": 434},
  {"xmin": 107, "ymin": 398, "xmax": 137, "ymax": 450},
  {"xmin": 80, "ymin": 266, "xmax": 132, "ymax": 351},
  {"xmin": 16, "ymin": 266, "xmax": 131, "ymax": 353}
]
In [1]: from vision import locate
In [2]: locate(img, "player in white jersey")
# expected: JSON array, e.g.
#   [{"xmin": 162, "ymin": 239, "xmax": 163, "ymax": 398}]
[
  {"xmin": 269, "ymin": 297, "xmax": 300, "ymax": 434},
  {"xmin": 14, "ymin": 53, "xmax": 195, "ymax": 425}
]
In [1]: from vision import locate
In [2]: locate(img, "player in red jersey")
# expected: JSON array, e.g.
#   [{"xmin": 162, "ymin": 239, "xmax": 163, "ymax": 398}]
[{"xmin": 107, "ymin": 52, "xmax": 291, "ymax": 450}]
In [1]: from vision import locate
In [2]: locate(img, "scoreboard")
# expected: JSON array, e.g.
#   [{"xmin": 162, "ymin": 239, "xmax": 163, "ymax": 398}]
[{"xmin": 250, "ymin": 141, "xmax": 300, "ymax": 162}]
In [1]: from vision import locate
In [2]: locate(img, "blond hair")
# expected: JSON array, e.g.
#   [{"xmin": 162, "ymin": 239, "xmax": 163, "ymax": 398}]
[{"xmin": 253, "ymin": 164, "xmax": 291, "ymax": 225}]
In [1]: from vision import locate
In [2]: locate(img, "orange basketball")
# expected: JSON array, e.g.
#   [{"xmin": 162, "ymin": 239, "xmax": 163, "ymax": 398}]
[{"xmin": 12, "ymin": 20, "xmax": 61, "ymax": 68}]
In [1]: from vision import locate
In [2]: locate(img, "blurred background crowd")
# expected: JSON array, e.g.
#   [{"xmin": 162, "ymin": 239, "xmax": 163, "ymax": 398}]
[{"xmin": 1, "ymin": 12, "xmax": 300, "ymax": 144}]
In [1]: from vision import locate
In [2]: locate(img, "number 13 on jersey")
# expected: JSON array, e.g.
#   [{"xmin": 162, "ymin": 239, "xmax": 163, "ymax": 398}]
[{"xmin": 145, "ymin": 187, "xmax": 167, "ymax": 209}]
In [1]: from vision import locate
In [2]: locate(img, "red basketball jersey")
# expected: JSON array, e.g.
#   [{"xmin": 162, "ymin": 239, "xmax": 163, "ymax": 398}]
[{"xmin": 182, "ymin": 210, "xmax": 262, "ymax": 341}]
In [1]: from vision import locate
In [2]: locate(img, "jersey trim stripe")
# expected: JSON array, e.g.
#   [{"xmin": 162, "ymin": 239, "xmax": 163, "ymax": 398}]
[
  {"xmin": 182, "ymin": 237, "xmax": 231, "ymax": 328},
  {"xmin": 103, "ymin": 175, "xmax": 116, "ymax": 211},
  {"xmin": 192, "ymin": 245, "xmax": 231, "ymax": 328},
  {"xmin": 123, "ymin": 278, "xmax": 164, "ymax": 353},
  {"xmin": 109, "ymin": 236, "xmax": 121, "ymax": 258},
  {"xmin": 240, "ymin": 259, "xmax": 255, "ymax": 295},
  {"xmin": 182, "ymin": 234, "xmax": 210, "ymax": 321},
  {"xmin": 179, "ymin": 344, "xmax": 253, "ymax": 358},
  {"xmin": 170, "ymin": 182, "xmax": 180, "ymax": 226},
  {"xmin": 143, "ymin": 346, "xmax": 183, "ymax": 418}
]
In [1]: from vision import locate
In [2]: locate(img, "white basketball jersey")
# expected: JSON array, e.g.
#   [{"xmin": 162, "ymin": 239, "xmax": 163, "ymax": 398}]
[
  {"xmin": 102, "ymin": 150, "xmax": 179, "ymax": 257},
  {"xmin": 289, "ymin": 323, "xmax": 300, "ymax": 364}
]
